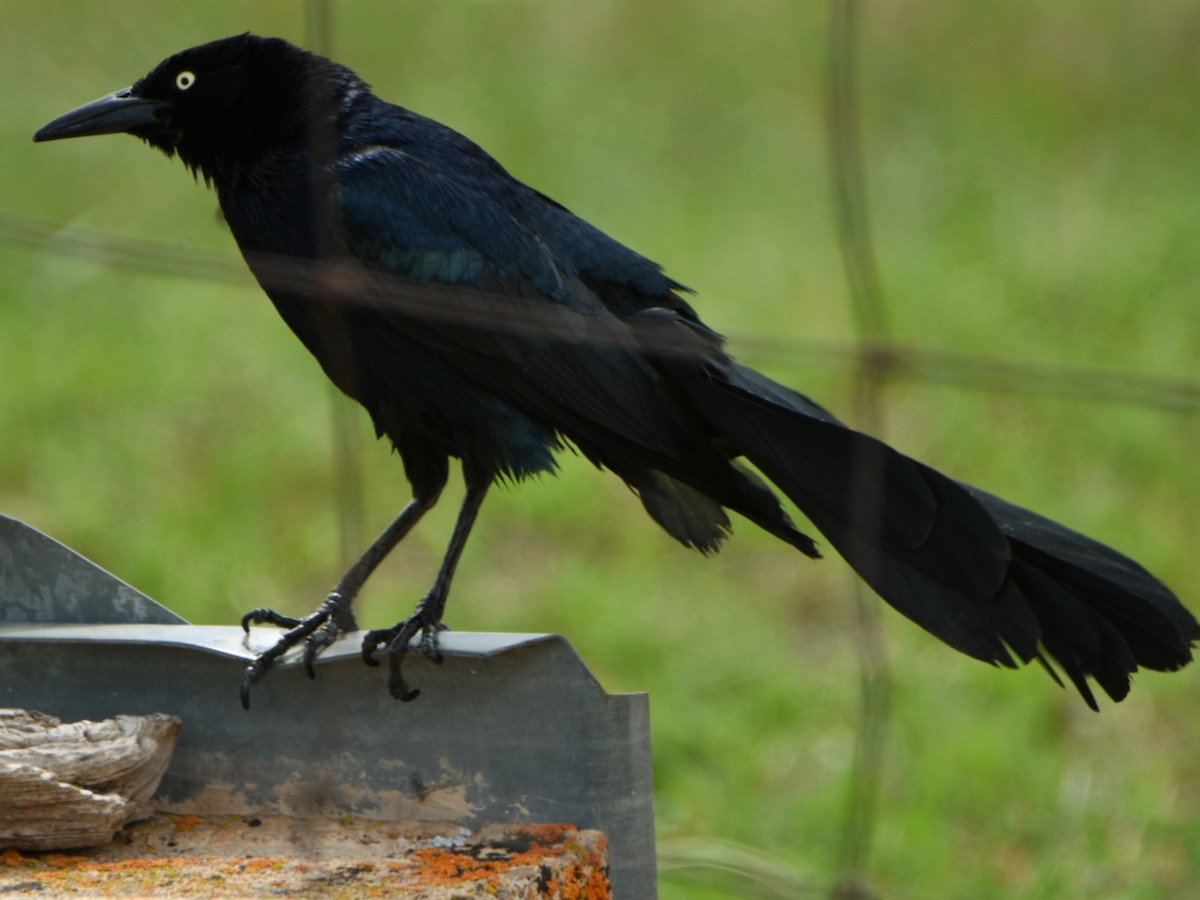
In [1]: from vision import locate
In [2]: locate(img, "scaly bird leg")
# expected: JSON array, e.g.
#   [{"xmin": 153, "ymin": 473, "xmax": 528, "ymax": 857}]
[
  {"xmin": 239, "ymin": 493, "xmax": 439, "ymax": 709},
  {"xmin": 362, "ymin": 481, "xmax": 490, "ymax": 701}
]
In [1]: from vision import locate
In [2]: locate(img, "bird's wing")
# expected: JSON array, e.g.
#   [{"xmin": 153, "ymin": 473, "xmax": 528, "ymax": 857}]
[
  {"xmin": 344, "ymin": 107, "xmax": 699, "ymax": 318},
  {"xmin": 328, "ymin": 144, "xmax": 722, "ymax": 477}
]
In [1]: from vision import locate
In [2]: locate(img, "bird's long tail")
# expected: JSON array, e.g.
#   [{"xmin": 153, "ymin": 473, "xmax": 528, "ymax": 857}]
[{"xmin": 689, "ymin": 364, "xmax": 1198, "ymax": 708}]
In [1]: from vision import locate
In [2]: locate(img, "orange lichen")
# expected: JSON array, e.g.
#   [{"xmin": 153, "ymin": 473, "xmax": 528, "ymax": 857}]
[
  {"xmin": 515, "ymin": 822, "xmax": 573, "ymax": 843},
  {"xmin": 2, "ymin": 816, "xmax": 610, "ymax": 896},
  {"xmin": 408, "ymin": 848, "xmax": 479, "ymax": 885},
  {"xmin": 169, "ymin": 814, "xmax": 205, "ymax": 832},
  {"xmin": 44, "ymin": 853, "xmax": 87, "ymax": 868},
  {"xmin": 240, "ymin": 856, "xmax": 287, "ymax": 871},
  {"xmin": 401, "ymin": 825, "xmax": 608, "ymax": 897},
  {"xmin": 93, "ymin": 858, "xmax": 166, "ymax": 870}
]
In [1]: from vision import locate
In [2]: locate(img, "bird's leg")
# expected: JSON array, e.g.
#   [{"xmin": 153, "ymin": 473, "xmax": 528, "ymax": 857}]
[
  {"xmin": 239, "ymin": 493, "xmax": 438, "ymax": 708},
  {"xmin": 362, "ymin": 481, "xmax": 490, "ymax": 701}
]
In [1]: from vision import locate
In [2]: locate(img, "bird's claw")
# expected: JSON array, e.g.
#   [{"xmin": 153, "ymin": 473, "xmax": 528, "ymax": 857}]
[
  {"xmin": 240, "ymin": 589, "xmax": 447, "ymax": 706},
  {"xmin": 361, "ymin": 601, "xmax": 449, "ymax": 702},
  {"xmin": 239, "ymin": 593, "xmax": 353, "ymax": 709},
  {"xmin": 241, "ymin": 607, "xmax": 302, "ymax": 632},
  {"xmin": 239, "ymin": 661, "xmax": 263, "ymax": 710}
]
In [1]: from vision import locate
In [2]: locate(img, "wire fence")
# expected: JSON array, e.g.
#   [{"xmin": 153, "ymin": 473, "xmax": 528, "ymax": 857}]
[
  {"xmin": 5, "ymin": 2, "xmax": 1198, "ymax": 898},
  {"xmin": 4, "ymin": 208, "xmax": 1194, "ymax": 412}
]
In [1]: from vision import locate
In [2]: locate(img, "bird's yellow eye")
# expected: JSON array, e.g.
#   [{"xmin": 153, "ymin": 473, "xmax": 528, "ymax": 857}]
[{"xmin": 175, "ymin": 71, "xmax": 196, "ymax": 91}]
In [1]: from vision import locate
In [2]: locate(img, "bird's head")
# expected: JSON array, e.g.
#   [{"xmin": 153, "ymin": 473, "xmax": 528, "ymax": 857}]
[{"xmin": 34, "ymin": 33, "xmax": 366, "ymax": 185}]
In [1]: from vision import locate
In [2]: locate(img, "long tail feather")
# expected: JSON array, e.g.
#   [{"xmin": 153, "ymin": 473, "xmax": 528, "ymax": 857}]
[{"xmin": 689, "ymin": 364, "xmax": 1197, "ymax": 706}]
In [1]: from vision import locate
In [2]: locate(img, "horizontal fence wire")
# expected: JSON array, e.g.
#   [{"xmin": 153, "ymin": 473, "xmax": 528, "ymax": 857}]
[{"xmin": 3, "ymin": 208, "xmax": 1196, "ymax": 414}]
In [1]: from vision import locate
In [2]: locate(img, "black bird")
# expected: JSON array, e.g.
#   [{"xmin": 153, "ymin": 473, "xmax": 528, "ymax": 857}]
[{"xmin": 35, "ymin": 34, "xmax": 1198, "ymax": 709}]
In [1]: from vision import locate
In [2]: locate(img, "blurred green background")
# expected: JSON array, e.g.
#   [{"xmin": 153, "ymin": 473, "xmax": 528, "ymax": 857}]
[{"xmin": 2, "ymin": 2, "xmax": 1199, "ymax": 897}]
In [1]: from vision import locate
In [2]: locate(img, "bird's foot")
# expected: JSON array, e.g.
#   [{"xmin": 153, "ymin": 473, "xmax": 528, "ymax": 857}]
[
  {"xmin": 239, "ymin": 592, "xmax": 356, "ymax": 709},
  {"xmin": 361, "ymin": 596, "xmax": 449, "ymax": 702}
]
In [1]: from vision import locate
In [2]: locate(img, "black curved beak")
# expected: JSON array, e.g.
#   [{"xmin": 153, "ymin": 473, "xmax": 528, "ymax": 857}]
[{"xmin": 34, "ymin": 88, "xmax": 169, "ymax": 142}]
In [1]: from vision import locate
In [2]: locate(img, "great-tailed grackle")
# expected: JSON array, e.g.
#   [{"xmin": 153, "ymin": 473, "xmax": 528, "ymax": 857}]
[{"xmin": 35, "ymin": 34, "xmax": 1198, "ymax": 709}]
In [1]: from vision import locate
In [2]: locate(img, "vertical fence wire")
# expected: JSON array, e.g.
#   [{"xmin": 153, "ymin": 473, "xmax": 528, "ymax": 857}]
[
  {"xmin": 827, "ymin": 1, "xmax": 892, "ymax": 897},
  {"xmin": 306, "ymin": 0, "xmax": 366, "ymax": 570}
]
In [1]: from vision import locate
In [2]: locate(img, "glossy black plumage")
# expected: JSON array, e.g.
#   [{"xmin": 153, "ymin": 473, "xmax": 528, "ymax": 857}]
[{"xmin": 35, "ymin": 34, "xmax": 1198, "ymax": 708}]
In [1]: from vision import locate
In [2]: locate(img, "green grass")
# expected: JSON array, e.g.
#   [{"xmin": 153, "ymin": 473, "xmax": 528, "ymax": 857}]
[{"xmin": 2, "ymin": 2, "xmax": 1199, "ymax": 897}]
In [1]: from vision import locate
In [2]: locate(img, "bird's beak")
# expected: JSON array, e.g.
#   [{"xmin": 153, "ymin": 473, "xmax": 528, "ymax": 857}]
[{"xmin": 34, "ymin": 88, "xmax": 169, "ymax": 142}]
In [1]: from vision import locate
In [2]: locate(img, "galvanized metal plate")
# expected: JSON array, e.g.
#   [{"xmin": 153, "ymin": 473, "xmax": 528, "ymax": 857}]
[{"xmin": 0, "ymin": 515, "xmax": 185, "ymax": 625}]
